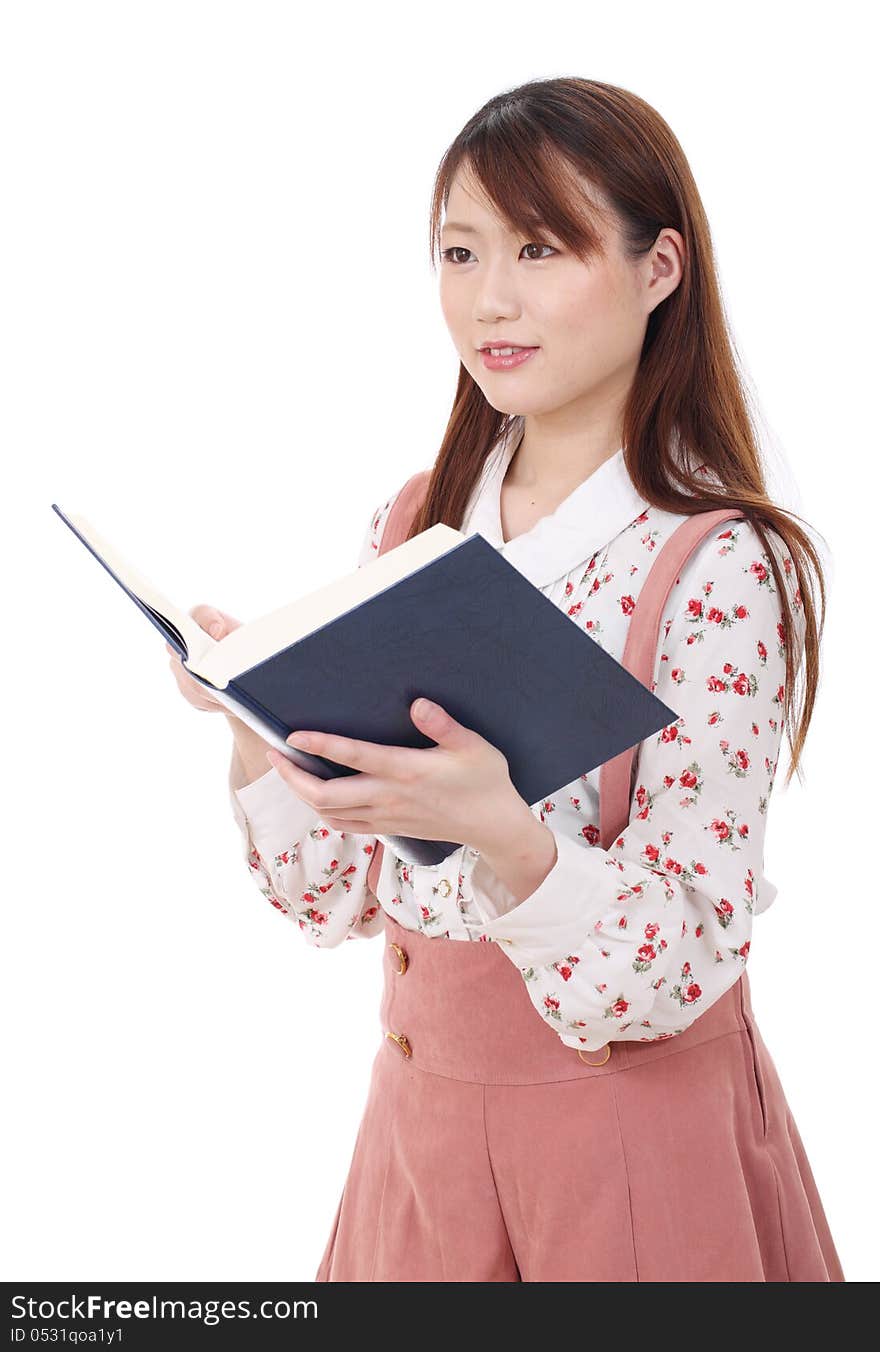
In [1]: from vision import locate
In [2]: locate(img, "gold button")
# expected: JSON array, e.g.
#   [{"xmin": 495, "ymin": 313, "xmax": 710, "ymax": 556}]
[
  {"xmin": 577, "ymin": 1044, "xmax": 612, "ymax": 1065},
  {"xmin": 389, "ymin": 942, "xmax": 408, "ymax": 974},
  {"xmin": 385, "ymin": 1030, "xmax": 412, "ymax": 1057},
  {"xmin": 437, "ymin": 878, "xmax": 452, "ymax": 898}
]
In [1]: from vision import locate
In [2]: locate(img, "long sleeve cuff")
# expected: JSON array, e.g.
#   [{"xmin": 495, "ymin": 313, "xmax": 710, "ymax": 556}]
[
  {"xmin": 463, "ymin": 830, "xmax": 613, "ymax": 965},
  {"xmin": 233, "ymin": 764, "xmax": 323, "ymax": 851}
]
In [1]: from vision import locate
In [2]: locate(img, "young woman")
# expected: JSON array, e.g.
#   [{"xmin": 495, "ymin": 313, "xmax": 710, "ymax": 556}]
[{"xmin": 169, "ymin": 76, "xmax": 845, "ymax": 1282}]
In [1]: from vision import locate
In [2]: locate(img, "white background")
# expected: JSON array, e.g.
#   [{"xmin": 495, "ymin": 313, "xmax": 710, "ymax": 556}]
[{"xmin": 2, "ymin": 0, "xmax": 875, "ymax": 1283}]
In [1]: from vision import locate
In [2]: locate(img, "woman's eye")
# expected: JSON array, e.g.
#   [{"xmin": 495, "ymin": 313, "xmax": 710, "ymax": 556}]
[
  {"xmin": 442, "ymin": 246, "xmax": 474, "ymax": 265},
  {"xmin": 440, "ymin": 242, "xmax": 557, "ymax": 265}
]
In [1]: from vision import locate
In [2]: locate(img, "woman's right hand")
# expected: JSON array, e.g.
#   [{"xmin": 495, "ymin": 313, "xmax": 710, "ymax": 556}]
[{"xmin": 166, "ymin": 605, "xmax": 242, "ymax": 713}]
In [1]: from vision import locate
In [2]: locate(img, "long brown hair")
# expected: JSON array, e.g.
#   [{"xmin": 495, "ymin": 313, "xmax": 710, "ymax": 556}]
[{"xmin": 406, "ymin": 76, "xmax": 826, "ymax": 788}]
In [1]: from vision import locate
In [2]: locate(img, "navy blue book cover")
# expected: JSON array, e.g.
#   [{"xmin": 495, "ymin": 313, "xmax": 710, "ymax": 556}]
[
  {"xmin": 52, "ymin": 505, "xmax": 679, "ymax": 866},
  {"xmin": 204, "ymin": 534, "xmax": 679, "ymax": 865}
]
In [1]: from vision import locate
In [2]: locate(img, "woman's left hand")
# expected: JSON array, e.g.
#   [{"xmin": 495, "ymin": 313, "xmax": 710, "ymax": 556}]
[{"xmin": 265, "ymin": 696, "xmax": 535, "ymax": 854}]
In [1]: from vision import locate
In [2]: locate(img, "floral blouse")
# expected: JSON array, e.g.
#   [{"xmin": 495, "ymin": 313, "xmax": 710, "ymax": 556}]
[{"xmin": 228, "ymin": 417, "xmax": 806, "ymax": 1053}]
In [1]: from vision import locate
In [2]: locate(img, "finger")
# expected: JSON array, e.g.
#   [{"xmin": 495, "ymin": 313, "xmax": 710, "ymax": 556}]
[
  {"xmin": 323, "ymin": 816, "xmax": 375, "ymax": 833},
  {"xmin": 269, "ymin": 754, "xmax": 379, "ymax": 815},
  {"xmin": 189, "ymin": 604, "xmax": 221, "ymax": 627},
  {"xmin": 284, "ymin": 729, "xmax": 403, "ymax": 776}
]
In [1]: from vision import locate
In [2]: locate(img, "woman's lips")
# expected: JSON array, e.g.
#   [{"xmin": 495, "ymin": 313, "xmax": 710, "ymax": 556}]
[{"xmin": 479, "ymin": 346, "xmax": 539, "ymax": 371}]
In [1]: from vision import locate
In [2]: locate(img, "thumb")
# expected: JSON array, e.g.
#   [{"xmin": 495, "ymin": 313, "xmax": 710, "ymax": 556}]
[
  {"xmin": 189, "ymin": 604, "xmax": 238, "ymax": 640},
  {"xmin": 409, "ymin": 697, "xmax": 471, "ymax": 749}
]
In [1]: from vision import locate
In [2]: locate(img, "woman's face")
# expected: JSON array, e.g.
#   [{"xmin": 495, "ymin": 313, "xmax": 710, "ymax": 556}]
[{"xmin": 438, "ymin": 164, "xmax": 680, "ymax": 420}]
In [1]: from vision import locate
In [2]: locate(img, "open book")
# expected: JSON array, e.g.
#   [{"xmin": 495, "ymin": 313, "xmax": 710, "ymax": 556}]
[{"xmin": 52, "ymin": 501, "xmax": 679, "ymax": 866}]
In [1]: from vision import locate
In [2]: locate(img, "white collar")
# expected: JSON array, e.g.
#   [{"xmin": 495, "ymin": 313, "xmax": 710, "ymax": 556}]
[{"xmin": 462, "ymin": 416, "xmax": 652, "ymax": 588}]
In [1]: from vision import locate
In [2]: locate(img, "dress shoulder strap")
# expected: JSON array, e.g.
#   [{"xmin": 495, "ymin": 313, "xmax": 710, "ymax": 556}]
[
  {"xmin": 598, "ymin": 507, "xmax": 746, "ymax": 849},
  {"xmin": 365, "ymin": 470, "xmax": 432, "ymax": 898},
  {"xmin": 365, "ymin": 483, "xmax": 746, "ymax": 892},
  {"xmin": 377, "ymin": 470, "xmax": 433, "ymax": 552}
]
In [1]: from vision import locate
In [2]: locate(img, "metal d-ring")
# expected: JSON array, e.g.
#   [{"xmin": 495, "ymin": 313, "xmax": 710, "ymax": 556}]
[{"xmin": 577, "ymin": 1044, "xmax": 612, "ymax": 1066}]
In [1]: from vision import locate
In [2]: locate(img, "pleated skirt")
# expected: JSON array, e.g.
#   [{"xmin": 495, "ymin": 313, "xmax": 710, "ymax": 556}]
[{"xmin": 314, "ymin": 912, "xmax": 845, "ymax": 1282}]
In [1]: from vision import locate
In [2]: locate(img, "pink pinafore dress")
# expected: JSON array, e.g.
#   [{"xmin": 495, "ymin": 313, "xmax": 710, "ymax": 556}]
[{"xmin": 314, "ymin": 472, "xmax": 845, "ymax": 1283}]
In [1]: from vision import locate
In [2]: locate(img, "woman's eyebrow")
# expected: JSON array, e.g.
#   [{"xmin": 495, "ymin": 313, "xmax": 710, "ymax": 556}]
[{"xmin": 440, "ymin": 221, "xmax": 481, "ymax": 235}]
